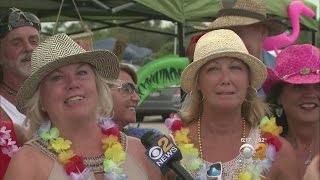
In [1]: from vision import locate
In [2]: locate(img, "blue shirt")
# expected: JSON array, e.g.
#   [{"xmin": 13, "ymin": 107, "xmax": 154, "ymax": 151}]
[
  {"xmin": 258, "ymin": 50, "xmax": 276, "ymax": 97},
  {"xmin": 124, "ymin": 127, "xmax": 162, "ymax": 139}
]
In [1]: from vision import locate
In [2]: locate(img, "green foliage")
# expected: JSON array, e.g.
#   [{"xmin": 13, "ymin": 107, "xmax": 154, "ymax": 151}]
[{"xmin": 153, "ymin": 41, "xmax": 175, "ymax": 59}]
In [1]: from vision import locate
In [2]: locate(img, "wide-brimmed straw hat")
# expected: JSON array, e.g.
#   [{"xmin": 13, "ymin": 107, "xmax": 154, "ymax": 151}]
[
  {"xmin": 197, "ymin": 0, "xmax": 286, "ymax": 36},
  {"xmin": 16, "ymin": 33, "xmax": 120, "ymax": 114},
  {"xmin": 262, "ymin": 44, "xmax": 320, "ymax": 95},
  {"xmin": 181, "ymin": 29, "xmax": 266, "ymax": 93}
]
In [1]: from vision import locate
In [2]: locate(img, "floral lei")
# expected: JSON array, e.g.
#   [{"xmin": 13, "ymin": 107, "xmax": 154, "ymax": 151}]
[
  {"xmin": 165, "ymin": 114, "xmax": 283, "ymax": 180},
  {"xmin": 0, "ymin": 125, "xmax": 19, "ymax": 157},
  {"xmin": 38, "ymin": 117, "xmax": 127, "ymax": 180}
]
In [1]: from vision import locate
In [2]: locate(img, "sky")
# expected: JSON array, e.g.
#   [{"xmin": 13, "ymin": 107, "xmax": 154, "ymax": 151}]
[{"xmin": 307, "ymin": 0, "xmax": 319, "ymax": 19}]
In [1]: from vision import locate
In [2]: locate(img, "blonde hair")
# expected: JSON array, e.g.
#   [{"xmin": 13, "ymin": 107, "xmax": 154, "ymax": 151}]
[
  {"xmin": 180, "ymin": 64, "xmax": 270, "ymax": 127},
  {"xmin": 24, "ymin": 69, "xmax": 113, "ymax": 140}
]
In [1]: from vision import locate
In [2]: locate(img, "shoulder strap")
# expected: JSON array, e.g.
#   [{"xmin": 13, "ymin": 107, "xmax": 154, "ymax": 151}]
[{"xmin": 25, "ymin": 138, "xmax": 57, "ymax": 160}]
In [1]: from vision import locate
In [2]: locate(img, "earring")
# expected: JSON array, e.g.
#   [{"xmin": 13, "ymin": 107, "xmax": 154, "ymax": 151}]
[
  {"xmin": 200, "ymin": 94, "xmax": 204, "ymax": 103},
  {"xmin": 248, "ymin": 86, "xmax": 258, "ymax": 94},
  {"xmin": 275, "ymin": 106, "xmax": 283, "ymax": 118}
]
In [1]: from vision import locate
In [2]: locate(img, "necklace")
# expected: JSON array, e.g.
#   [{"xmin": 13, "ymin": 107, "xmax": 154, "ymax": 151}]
[
  {"xmin": 302, "ymin": 137, "xmax": 317, "ymax": 166},
  {"xmin": 197, "ymin": 116, "xmax": 246, "ymax": 159},
  {"xmin": 197, "ymin": 116, "xmax": 250, "ymax": 178},
  {"xmin": 38, "ymin": 117, "xmax": 127, "ymax": 179},
  {"xmin": 1, "ymin": 82, "xmax": 18, "ymax": 96},
  {"xmin": 166, "ymin": 114, "xmax": 283, "ymax": 180},
  {"xmin": 290, "ymin": 134, "xmax": 317, "ymax": 166},
  {"xmin": 304, "ymin": 150, "xmax": 312, "ymax": 166}
]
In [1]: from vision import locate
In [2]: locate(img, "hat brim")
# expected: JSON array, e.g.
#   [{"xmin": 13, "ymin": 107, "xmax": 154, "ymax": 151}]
[
  {"xmin": 181, "ymin": 50, "xmax": 267, "ymax": 93},
  {"xmin": 195, "ymin": 16, "xmax": 286, "ymax": 36},
  {"xmin": 262, "ymin": 67, "xmax": 282, "ymax": 95},
  {"xmin": 16, "ymin": 50, "xmax": 119, "ymax": 114},
  {"xmin": 262, "ymin": 67, "xmax": 320, "ymax": 95}
]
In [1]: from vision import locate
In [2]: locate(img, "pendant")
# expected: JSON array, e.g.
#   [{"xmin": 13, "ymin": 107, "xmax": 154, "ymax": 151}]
[
  {"xmin": 304, "ymin": 150, "xmax": 312, "ymax": 166},
  {"xmin": 239, "ymin": 144, "xmax": 255, "ymax": 159},
  {"xmin": 304, "ymin": 159, "xmax": 312, "ymax": 166}
]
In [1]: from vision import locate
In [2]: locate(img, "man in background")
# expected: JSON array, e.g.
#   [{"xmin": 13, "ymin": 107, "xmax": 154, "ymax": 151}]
[
  {"xmin": 191, "ymin": 0, "xmax": 286, "ymax": 67},
  {"xmin": 0, "ymin": 7, "xmax": 41, "ymax": 179},
  {"xmin": 0, "ymin": 7, "xmax": 41, "ymax": 139}
]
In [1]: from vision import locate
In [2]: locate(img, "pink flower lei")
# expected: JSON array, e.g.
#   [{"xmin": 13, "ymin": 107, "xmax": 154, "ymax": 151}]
[
  {"xmin": 38, "ymin": 117, "xmax": 127, "ymax": 180},
  {"xmin": 165, "ymin": 114, "xmax": 283, "ymax": 180},
  {"xmin": 0, "ymin": 125, "xmax": 19, "ymax": 157}
]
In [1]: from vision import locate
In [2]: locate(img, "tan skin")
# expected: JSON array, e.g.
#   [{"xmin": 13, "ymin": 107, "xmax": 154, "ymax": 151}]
[
  {"xmin": 183, "ymin": 57, "xmax": 298, "ymax": 179},
  {"xmin": 0, "ymin": 26, "xmax": 40, "ymax": 145},
  {"xmin": 279, "ymin": 84, "xmax": 320, "ymax": 179},
  {"xmin": 111, "ymin": 70, "xmax": 140, "ymax": 129},
  {"xmin": 303, "ymin": 154, "xmax": 320, "ymax": 180},
  {"xmin": 4, "ymin": 63, "xmax": 163, "ymax": 180}
]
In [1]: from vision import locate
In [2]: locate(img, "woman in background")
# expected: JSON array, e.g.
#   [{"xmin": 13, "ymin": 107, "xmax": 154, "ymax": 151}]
[{"xmin": 263, "ymin": 44, "xmax": 319, "ymax": 179}]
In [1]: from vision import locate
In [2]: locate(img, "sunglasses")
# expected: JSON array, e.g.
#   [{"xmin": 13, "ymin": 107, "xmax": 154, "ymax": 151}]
[
  {"xmin": 207, "ymin": 162, "xmax": 222, "ymax": 180},
  {"xmin": 111, "ymin": 81, "xmax": 139, "ymax": 95},
  {"xmin": 0, "ymin": 8, "xmax": 41, "ymax": 37}
]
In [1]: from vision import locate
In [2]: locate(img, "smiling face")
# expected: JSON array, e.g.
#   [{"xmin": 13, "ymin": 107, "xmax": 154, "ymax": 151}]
[
  {"xmin": 0, "ymin": 26, "xmax": 40, "ymax": 79},
  {"xmin": 197, "ymin": 57, "xmax": 250, "ymax": 110},
  {"xmin": 39, "ymin": 63, "xmax": 98, "ymax": 122},
  {"xmin": 279, "ymin": 83, "xmax": 320, "ymax": 124},
  {"xmin": 111, "ymin": 70, "xmax": 140, "ymax": 129}
]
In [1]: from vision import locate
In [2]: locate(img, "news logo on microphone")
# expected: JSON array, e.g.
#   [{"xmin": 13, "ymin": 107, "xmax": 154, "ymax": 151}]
[{"xmin": 145, "ymin": 135, "xmax": 179, "ymax": 168}]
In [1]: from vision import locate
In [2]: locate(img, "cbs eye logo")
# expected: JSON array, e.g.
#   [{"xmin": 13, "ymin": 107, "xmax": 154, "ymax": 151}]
[
  {"xmin": 149, "ymin": 146, "xmax": 163, "ymax": 160},
  {"xmin": 148, "ymin": 137, "xmax": 174, "ymax": 160}
]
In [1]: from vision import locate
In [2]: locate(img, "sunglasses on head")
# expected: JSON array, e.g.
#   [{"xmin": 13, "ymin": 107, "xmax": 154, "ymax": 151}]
[
  {"xmin": 112, "ymin": 81, "xmax": 139, "ymax": 95},
  {"xmin": 0, "ymin": 8, "xmax": 41, "ymax": 38}
]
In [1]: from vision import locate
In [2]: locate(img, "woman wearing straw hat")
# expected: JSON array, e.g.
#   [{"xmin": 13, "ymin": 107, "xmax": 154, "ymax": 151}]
[
  {"xmin": 4, "ymin": 33, "xmax": 163, "ymax": 180},
  {"xmin": 165, "ymin": 29, "xmax": 297, "ymax": 180},
  {"xmin": 263, "ymin": 44, "xmax": 320, "ymax": 179}
]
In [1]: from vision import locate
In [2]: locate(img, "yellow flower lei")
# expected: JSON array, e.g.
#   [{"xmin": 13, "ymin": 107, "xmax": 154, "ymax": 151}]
[
  {"xmin": 39, "ymin": 118, "xmax": 126, "ymax": 179},
  {"xmin": 165, "ymin": 114, "xmax": 283, "ymax": 180}
]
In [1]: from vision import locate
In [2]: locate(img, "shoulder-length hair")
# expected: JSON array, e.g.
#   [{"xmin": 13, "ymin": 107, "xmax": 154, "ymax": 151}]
[
  {"xmin": 265, "ymin": 83, "xmax": 288, "ymax": 136},
  {"xmin": 179, "ymin": 62, "xmax": 270, "ymax": 127},
  {"xmin": 24, "ymin": 68, "xmax": 113, "ymax": 139}
]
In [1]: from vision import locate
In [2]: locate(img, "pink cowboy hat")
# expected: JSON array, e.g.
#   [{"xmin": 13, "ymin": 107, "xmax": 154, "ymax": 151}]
[{"xmin": 262, "ymin": 44, "xmax": 320, "ymax": 95}]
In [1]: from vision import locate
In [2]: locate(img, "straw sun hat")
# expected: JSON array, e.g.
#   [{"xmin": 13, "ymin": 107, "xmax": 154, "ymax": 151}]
[
  {"xmin": 180, "ymin": 29, "xmax": 267, "ymax": 93},
  {"xmin": 197, "ymin": 0, "xmax": 286, "ymax": 36},
  {"xmin": 16, "ymin": 33, "xmax": 120, "ymax": 114},
  {"xmin": 262, "ymin": 44, "xmax": 320, "ymax": 95}
]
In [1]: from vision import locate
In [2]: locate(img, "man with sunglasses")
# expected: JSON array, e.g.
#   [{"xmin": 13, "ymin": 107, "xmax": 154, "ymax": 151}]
[
  {"xmin": 111, "ymin": 63, "xmax": 161, "ymax": 138},
  {"xmin": 0, "ymin": 7, "xmax": 41, "ymax": 179}
]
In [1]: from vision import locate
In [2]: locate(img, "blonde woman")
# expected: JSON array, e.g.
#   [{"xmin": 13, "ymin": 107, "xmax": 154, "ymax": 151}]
[
  {"xmin": 4, "ymin": 33, "xmax": 163, "ymax": 180},
  {"xmin": 166, "ymin": 29, "xmax": 297, "ymax": 180}
]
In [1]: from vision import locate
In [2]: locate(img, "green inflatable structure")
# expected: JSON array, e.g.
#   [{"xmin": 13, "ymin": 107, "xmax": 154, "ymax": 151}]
[{"xmin": 137, "ymin": 55, "xmax": 189, "ymax": 104}]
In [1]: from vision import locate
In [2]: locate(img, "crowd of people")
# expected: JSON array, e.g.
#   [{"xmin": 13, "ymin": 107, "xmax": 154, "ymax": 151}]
[{"xmin": 0, "ymin": 0, "xmax": 319, "ymax": 179}]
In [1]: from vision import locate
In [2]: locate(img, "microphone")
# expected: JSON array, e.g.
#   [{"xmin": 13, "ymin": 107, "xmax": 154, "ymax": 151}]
[{"xmin": 141, "ymin": 131, "xmax": 193, "ymax": 180}]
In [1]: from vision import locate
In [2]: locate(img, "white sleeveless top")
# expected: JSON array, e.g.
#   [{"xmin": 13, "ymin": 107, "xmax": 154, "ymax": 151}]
[
  {"xmin": 189, "ymin": 127, "xmax": 261, "ymax": 180},
  {"xmin": 0, "ymin": 95, "xmax": 26, "ymax": 126},
  {"xmin": 26, "ymin": 133, "xmax": 149, "ymax": 180}
]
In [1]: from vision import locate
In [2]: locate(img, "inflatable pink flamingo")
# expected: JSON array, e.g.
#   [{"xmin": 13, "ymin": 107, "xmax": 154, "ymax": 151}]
[{"xmin": 263, "ymin": 0, "xmax": 315, "ymax": 54}]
